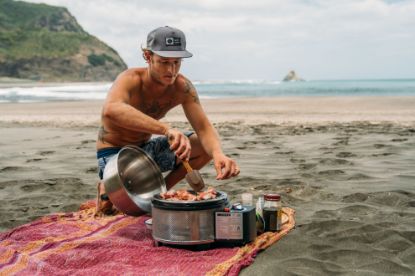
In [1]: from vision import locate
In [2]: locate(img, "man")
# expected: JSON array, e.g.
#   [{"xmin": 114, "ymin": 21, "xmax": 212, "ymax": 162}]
[{"xmin": 96, "ymin": 26, "xmax": 240, "ymax": 214}]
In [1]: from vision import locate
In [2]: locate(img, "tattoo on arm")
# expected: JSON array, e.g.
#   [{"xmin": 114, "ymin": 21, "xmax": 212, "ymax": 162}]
[
  {"xmin": 98, "ymin": 126, "xmax": 108, "ymax": 143},
  {"xmin": 184, "ymin": 79, "xmax": 200, "ymax": 104}
]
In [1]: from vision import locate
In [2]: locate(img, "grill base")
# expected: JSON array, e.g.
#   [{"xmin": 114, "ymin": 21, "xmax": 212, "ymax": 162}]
[{"xmin": 151, "ymin": 206, "xmax": 224, "ymax": 245}]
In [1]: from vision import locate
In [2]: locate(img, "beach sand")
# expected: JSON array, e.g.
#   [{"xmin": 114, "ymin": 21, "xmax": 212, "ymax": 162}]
[{"xmin": 1, "ymin": 97, "xmax": 415, "ymax": 275}]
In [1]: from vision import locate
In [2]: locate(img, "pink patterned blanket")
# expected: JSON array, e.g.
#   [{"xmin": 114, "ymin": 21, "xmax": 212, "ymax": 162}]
[{"xmin": 0, "ymin": 202, "xmax": 295, "ymax": 276}]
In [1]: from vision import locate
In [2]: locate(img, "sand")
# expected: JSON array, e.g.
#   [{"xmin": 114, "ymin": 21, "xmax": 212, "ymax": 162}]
[{"xmin": 1, "ymin": 97, "xmax": 415, "ymax": 275}]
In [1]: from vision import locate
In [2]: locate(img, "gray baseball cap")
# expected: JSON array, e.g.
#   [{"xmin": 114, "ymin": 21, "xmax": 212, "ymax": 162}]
[{"xmin": 146, "ymin": 26, "xmax": 193, "ymax": 58}]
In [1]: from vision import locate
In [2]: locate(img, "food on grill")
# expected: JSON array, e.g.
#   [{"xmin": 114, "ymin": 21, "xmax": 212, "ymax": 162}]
[{"xmin": 160, "ymin": 187, "xmax": 217, "ymax": 201}]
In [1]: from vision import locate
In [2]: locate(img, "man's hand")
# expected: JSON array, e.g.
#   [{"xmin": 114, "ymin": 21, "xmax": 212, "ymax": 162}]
[
  {"xmin": 166, "ymin": 128, "xmax": 191, "ymax": 161},
  {"xmin": 213, "ymin": 153, "xmax": 240, "ymax": 180}
]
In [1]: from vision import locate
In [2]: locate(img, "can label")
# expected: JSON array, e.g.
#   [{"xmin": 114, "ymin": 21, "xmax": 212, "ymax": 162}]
[
  {"xmin": 215, "ymin": 212, "xmax": 243, "ymax": 239},
  {"xmin": 263, "ymin": 208, "xmax": 281, "ymax": 231}
]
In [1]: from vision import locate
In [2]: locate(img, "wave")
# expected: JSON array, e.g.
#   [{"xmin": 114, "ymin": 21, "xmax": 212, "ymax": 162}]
[
  {"xmin": 0, "ymin": 79, "xmax": 414, "ymax": 103},
  {"xmin": 0, "ymin": 83, "xmax": 111, "ymax": 102},
  {"xmin": 193, "ymin": 79, "xmax": 281, "ymax": 85}
]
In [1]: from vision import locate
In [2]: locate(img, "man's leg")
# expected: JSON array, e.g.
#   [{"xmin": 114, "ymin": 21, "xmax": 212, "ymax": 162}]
[
  {"xmin": 164, "ymin": 134, "xmax": 211, "ymax": 190},
  {"xmin": 95, "ymin": 152, "xmax": 120, "ymax": 216}
]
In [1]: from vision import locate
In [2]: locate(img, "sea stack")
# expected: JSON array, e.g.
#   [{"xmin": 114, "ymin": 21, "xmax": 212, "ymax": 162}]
[{"xmin": 282, "ymin": 70, "xmax": 304, "ymax": 82}]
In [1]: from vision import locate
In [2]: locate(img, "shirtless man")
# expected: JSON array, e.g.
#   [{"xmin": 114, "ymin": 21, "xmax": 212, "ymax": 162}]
[{"xmin": 96, "ymin": 26, "xmax": 240, "ymax": 212}]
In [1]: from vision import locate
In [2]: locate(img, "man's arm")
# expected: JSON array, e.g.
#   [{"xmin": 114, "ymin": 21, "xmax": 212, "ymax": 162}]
[
  {"xmin": 102, "ymin": 73, "xmax": 169, "ymax": 136},
  {"xmin": 181, "ymin": 78, "xmax": 239, "ymax": 179}
]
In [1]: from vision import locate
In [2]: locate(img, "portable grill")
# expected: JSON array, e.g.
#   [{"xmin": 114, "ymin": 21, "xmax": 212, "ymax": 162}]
[{"xmin": 150, "ymin": 191, "xmax": 256, "ymax": 246}]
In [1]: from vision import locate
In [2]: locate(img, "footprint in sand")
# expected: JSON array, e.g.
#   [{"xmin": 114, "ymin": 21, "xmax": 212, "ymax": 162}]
[
  {"xmin": 365, "ymin": 190, "xmax": 415, "ymax": 208},
  {"xmin": 391, "ymin": 138, "xmax": 408, "ymax": 142},
  {"xmin": 253, "ymin": 184, "xmax": 272, "ymax": 191},
  {"xmin": 243, "ymin": 141, "xmax": 257, "ymax": 146},
  {"xmin": 39, "ymin": 150, "xmax": 55, "ymax": 156},
  {"xmin": 372, "ymin": 152, "xmax": 395, "ymax": 157},
  {"xmin": 275, "ymin": 150, "xmax": 294, "ymax": 155},
  {"xmin": 26, "ymin": 158, "xmax": 44, "ymax": 163},
  {"xmin": 20, "ymin": 183, "xmax": 45, "ymax": 192},
  {"xmin": 347, "ymin": 173, "xmax": 373, "ymax": 180},
  {"xmin": 290, "ymin": 158, "xmax": 306, "ymax": 164},
  {"xmin": 276, "ymin": 179, "xmax": 306, "ymax": 186},
  {"xmin": 0, "ymin": 166, "xmax": 28, "ymax": 172},
  {"xmin": 332, "ymin": 137, "xmax": 350, "ymax": 146},
  {"xmin": 319, "ymin": 146, "xmax": 335, "ymax": 153},
  {"xmin": 319, "ymin": 158, "xmax": 353, "ymax": 166},
  {"xmin": 81, "ymin": 139, "xmax": 96, "ymax": 144},
  {"xmin": 318, "ymin": 169, "xmax": 345, "ymax": 176},
  {"xmin": 298, "ymin": 163, "xmax": 317, "ymax": 170},
  {"xmin": 342, "ymin": 193, "xmax": 368, "ymax": 203},
  {"xmin": 85, "ymin": 167, "xmax": 97, "ymax": 173},
  {"xmin": 235, "ymin": 176, "xmax": 259, "ymax": 183},
  {"xmin": 336, "ymin": 152, "xmax": 357, "ymax": 158},
  {"xmin": 338, "ymin": 204, "xmax": 377, "ymax": 216},
  {"xmin": 373, "ymin": 144, "xmax": 388, "ymax": 149}
]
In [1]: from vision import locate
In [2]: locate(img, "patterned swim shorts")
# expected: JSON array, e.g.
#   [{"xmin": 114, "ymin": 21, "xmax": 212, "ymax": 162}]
[{"xmin": 97, "ymin": 131, "xmax": 194, "ymax": 179}]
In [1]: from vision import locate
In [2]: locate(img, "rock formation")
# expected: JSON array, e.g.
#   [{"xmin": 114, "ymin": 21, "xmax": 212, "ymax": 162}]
[
  {"xmin": 0, "ymin": 0, "xmax": 127, "ymax": 82},
  {"xmin": 282, "ymin": 70, "xmax": 304, "ymax": 82}
]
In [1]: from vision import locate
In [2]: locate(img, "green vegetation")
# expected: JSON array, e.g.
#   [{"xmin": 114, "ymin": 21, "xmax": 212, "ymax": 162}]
[
  {"xmin": 0, "ymin": 0, "xmax": 86, "ymax": 59},
  {"xmin": 0, "ymin": 0, "xmax": 127, "ymax": 81},
  {"xmin": 0, "ymin": 30, "xmax": 90, "ymax": 58},
  {"xmin": 88, "ymin": 54, "xmax": 105, "ymax": 66},
  {"xmin": 88, "ymin": 53, "xmax": 122, "ymax": 67}
]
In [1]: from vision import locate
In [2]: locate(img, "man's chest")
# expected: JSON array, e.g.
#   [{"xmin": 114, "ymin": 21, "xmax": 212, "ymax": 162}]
[
  {"xmin": 130, "ymin": 92, "xmax": 181, "ymax": 119},
  {"xmin": 140, "ymin": 99, "xmax": 177, "ymax": 119}
]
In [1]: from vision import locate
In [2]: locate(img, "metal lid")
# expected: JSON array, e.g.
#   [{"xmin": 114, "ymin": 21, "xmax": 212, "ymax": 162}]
[
  {"xmin": 264, "ymin": 193, "xmax": 281, "ymax": 201},
  {"xmin": 103, "ymin": 145, "xmax": 166, "ymax": 215}
]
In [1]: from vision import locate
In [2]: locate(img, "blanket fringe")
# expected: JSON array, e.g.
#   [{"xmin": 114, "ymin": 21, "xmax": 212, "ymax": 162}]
[{"xmin": 206, "ymin": 207, "xmax": 295, "ymax": 276}]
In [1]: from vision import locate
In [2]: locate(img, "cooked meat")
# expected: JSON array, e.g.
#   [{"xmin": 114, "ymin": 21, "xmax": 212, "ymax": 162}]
[{"xmin": 160, "ymin": 187, "xmax": 217, "ymax": 201}]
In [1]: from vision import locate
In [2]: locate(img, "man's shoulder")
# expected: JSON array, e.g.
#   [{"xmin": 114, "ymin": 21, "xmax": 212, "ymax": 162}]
[
  {"xmin": 115, "ymin": 68, "xmax": 146, "ymax": 86},
  {"xmin": 174, "ymin": 74, "xmax": 195, "ymax": 91}
]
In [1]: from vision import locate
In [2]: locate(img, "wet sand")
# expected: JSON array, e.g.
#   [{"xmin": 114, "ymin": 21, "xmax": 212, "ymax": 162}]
[{"xmin": 1, "ymin": 97, "xmax": 414, "ymax": 275}]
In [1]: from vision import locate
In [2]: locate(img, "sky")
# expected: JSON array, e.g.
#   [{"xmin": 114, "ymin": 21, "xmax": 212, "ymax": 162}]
[{"xmin": 27, "ymin": 0, "xmax": 415, "ymax": 81}]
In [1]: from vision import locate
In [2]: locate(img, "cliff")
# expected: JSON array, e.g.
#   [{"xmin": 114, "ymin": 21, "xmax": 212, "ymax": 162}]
[{"xmin": 0, "ymin": 0, "xmax": 127, "ymax": 82}]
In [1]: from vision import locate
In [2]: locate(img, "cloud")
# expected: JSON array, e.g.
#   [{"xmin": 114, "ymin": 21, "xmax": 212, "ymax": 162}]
[{"xmin": 26, "ymin": 0, "xmax": 415, "ymax": 79}]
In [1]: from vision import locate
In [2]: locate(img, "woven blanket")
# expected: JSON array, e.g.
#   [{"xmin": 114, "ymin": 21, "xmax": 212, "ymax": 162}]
[{"xmin": 0, "ymin": 203, "xmax": 295, "ymax": 276}]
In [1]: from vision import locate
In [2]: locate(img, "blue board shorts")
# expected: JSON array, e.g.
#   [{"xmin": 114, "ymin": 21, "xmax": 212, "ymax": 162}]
[{"xmin": 97, "ymin": 131, "xmax": 194, "ymax": 180}]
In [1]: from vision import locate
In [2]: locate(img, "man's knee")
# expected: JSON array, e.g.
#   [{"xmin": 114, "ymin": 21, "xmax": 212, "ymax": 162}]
[{"xmin": 189, "ymin": 134, "xmax": 211, "ymax": 163}]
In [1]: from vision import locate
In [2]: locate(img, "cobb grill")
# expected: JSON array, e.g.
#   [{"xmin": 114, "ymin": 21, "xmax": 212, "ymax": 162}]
[{"xmin": 151, "ymin": 191, "xmax": 229, "ymax": 245}]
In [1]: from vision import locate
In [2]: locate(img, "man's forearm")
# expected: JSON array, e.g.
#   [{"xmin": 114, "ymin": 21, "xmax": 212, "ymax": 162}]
[{"xmin": 197, "ymin": 126, "xmax": 224, "ymax": 158}]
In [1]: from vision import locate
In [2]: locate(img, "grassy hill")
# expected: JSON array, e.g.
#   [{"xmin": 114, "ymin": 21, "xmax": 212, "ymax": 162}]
[{"xmin": 0, "ymin": 0, "xmax": 127, "ymax": 81}]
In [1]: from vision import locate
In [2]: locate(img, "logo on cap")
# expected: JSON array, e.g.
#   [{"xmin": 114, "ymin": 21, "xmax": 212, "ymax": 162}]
[{"xmin": 165, "ymin": 37, "xmax": 181, "ymax": 46}]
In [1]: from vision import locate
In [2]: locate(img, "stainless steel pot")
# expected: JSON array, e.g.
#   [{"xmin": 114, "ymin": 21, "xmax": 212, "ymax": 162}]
[
  {"xmin": 103, "ymin": 145, "xmax": 166, "ymax": 216},
  {"xmin": 151, "ymin": 191, "xmax": 228, "ymax": 245}
]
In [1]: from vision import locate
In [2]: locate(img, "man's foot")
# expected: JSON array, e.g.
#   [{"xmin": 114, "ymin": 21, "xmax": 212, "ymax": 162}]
[{"xmin": 95, "ymin": 181, "xmax": 119, "ymax": 217}]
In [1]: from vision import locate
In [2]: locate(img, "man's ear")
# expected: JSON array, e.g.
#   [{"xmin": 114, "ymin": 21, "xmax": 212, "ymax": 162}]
[{"xmin": 144, "ymin": 51, "xmax": 152, "ymax": 63}]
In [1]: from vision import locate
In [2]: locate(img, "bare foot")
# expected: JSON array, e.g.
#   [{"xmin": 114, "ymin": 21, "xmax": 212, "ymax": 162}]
[{"xmin": 95, "ymin": 181, "xmax": 120, "ymax": 217}]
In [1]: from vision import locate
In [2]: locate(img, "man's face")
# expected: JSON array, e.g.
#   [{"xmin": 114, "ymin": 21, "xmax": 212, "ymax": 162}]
[{"xmin": 149, "ymin": 54, "xmax": 182, "ymax": 85}]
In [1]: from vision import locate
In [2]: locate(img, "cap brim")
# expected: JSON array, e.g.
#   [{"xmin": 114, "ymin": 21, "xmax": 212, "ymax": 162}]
[{"xmin": 152, "ymin": 50, "xmax": 193, "ymax": 58}]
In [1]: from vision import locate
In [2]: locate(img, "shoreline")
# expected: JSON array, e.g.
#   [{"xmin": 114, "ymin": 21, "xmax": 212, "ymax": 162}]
[{"xmin": 1, "ymin": 96, "xmax": 415, "ymax": 127}]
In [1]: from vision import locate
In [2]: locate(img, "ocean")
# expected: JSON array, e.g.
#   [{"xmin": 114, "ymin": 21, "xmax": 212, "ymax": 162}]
[{"xmin": 0, "ymin": 79, "xmax": 414, "ymax": 103}]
